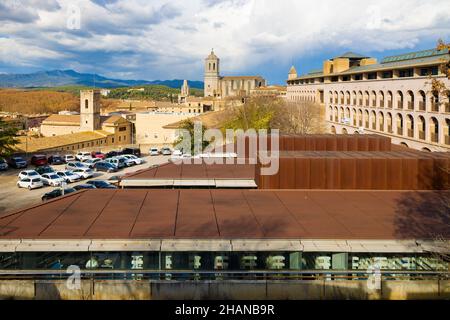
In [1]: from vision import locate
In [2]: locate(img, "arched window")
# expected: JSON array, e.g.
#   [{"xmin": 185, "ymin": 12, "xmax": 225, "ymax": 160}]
[
  {"xmin": 396, "ymin": 114, "xmax": 404, "ymax": 135},
  {"xmin": 371, "ymin": 91, "xmax": 377, "ymax": 107},
  {"xmin": 371, "ymin": 111, "xmax": 376, "ymax": 129},
  {"xmin": 387, "ymin": 113, "xmax": 393, "ymax": 133},
  {"xmin": 407, "ymin": 91, "xmax": 414, "ymax": 110},
  {"xmin": 406, "ymin": 115, "xmax": 414, "ymax": 137},
  {"xmin": 387, "ymin": 91, "xmax": 393, "ymax": 108},
  {"xmin": 396, "ymin": 91, "xmax": 404, "ymax": 109},
  {"xmin": 85, "ymin": 99, "xmax": 89, "ymax": 109},
  {"xmin": 378, "ymin": 112, "xmax": 384, "ymax": 131},
  {"xmin": 445, "ymin": 119, "xmax": 450, "ymax": 145},
  {"xmin": 418, "ymin": 91, "xmax": 426, "ymax": 111},
  {"xmin": 430, "ymin": 117, "xmax": 439, "ymax": 143},
  {"xmin": 418, "ymin": 116, "xmax": 426, "ymax": 140},
  {"xmin": 379, "ymin": 91, "xmax": 385, "ymax": 108},
  {"xmin": 364, "ymin": 110, "xmax": 369, "ymax": 128}
]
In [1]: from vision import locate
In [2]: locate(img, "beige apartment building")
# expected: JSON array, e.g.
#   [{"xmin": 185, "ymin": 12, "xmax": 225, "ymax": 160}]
[{"xmin": 287, "ymin": 49, "xmax": 450, "ymax": 151}]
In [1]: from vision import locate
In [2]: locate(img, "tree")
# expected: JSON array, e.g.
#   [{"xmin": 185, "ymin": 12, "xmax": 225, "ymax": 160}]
[
  {"xmin": 173, "ymin": 119, "xmax": 210, "ymax": 155},
  {"xmin": 431, "ymin": 39, "xmax": 450, "ymax": 99},
  {"xmin": 273, "ymin": 101, "xmax": 326, "ymax": 134},
  {"xmin": 0, "ymin": 118, "xmax": 19, "ymax": 158}
]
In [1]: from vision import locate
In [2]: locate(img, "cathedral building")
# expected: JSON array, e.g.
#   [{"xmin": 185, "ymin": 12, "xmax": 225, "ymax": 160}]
[{"xmin": 204, "ymin": 50, "xmax": 266, "ymax": 98}]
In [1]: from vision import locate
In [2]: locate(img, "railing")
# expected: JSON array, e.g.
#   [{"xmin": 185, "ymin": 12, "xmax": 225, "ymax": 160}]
[
  {"xmin": 359, "ymin": 99, "xmax": 363, "ymax": 106},
  {"xmin": 388, "ymin": 101, "xmax": 392, "ymax": 108},
  {"xmin": 408, "ymin": 101, "xmax": 414, "ymax": 110},
  {"xmin": 379, "ymin": 125, "xmax": 384, "ymax": 131},
  {"xmin": 419, "ymin": 101, "xmax": 425, "ymax": 111},
  {"xmin": 0, "ymin": 269, "xmax": 448, "ymax": 282},
  {"xmin": 387, "ymin": 125, "xmax": 392, "ymax": 133},
  {"xmin": 431, "ymin": 133, "xmax": 438, "ymax": 143},
  {"xmin": 365, "ymin": 121, "xmax": 369, "ymax": 128},
  {"xmin": 419, "ymin": 131, "xmax": 425, "ymax": 140},
  {"xmin": 353, "ymin": 99, "xmax": 356, "ymax": 105},
  {"xmin": 397, "ymin": 127, "xmax": 403, "ymax": 135},
  {"xmin": 372, "ymin": 123, "xmax": 376, "ymax": 130},
  {"xmin": 365, "ymin": 99, "xmax": 369, "ymax": 107},
  {"xmin": 446, "ymin": 135, "xmax": 450, "ymax": 145},
  {"xmin": 446, "ymin": 103, "xmax": 450, "ymax": 113},
  {"xmin": 372, "ymin": 100, "xmax": 376, "ymax": 107},
  {"xmin": 397, "ymin": 101, "xmax": 403, "ymax": 109},
  {"xmin": 380, "ymin": 100, "xmax": 384, "ymax": 108},
  {"xmin": 407, "ymin": 129, "xmax": 414, "ymax": 137},
  {"xmin": 431, "ymin": 102, "xmax": 439, "ymax": 112}
]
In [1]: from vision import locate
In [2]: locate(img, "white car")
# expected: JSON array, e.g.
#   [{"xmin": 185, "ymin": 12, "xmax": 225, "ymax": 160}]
[
  {"xmin": 56, "ymin": 170, "xmax": 82, "ymax": 183},
  {"xmin": 66, "ymin": 161, "xmax": 89, "ymax": 171},
  {"xmin": 18, "ymin": 170, "xmax": 41, "ymax": 181},
  {"xmin": 17, "ymin": 177, "xmax": 43, "ymax": 190},
  {"xmin": 63, "ymin": 155, "xmax": 76, "ymax": 163},
  {"xmin": 75, "ymin": 152, "xmax": 93, "ymax": 161},
  {"xmin": 82, "ymin": 158, "xmax": 102, "ymax": 168},
  {"xmin": 72, "ymin": 167, "xmax": 94, "ymax": 179},
  {"xmin": 149, "ymin": 147, "xmax": 159, "ymax": 156},
  {"xmin": 161, "ymin": 147, "xmax": 172, "ymax": 156},
  {"xmin": 40, "ymin": 173, "xmax": 65, "ymax": 187},
  {"xmin": 122, "ymin": 155, "xmax": 144, "ymax": 166}
]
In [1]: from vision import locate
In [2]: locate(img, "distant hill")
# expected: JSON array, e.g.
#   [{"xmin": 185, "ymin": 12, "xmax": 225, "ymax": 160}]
[{"xmin": 0, "ymin": 70, "xmax": 204, "ymax": 89}]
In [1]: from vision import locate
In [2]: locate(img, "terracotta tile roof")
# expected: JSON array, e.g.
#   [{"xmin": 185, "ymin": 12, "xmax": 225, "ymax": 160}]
[
  {"xmin": 0, "ymin": 189, "xmax": 448, "ymax": 240},
  {"xmin": 42, "ymin": 114, "xmax": 80, "ymax": 125},
  {"xmin": 15, "ymin": 130, "xmax": 112, "ymax": 153}
]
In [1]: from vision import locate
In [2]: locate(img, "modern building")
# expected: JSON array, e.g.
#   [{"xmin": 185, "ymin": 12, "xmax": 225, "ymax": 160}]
[
  {"xmin": 204, "ymin": 50, "xmax": 266, "ymax": 98},
  {"xmin": 286, "ymin": 48, "xmax": 450, "ymax": 152}
]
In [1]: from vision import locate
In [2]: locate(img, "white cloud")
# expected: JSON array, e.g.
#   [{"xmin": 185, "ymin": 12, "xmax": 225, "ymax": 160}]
[{"xmin": 0, "ymin": 0, "xmax": 449, "ymax": 81}]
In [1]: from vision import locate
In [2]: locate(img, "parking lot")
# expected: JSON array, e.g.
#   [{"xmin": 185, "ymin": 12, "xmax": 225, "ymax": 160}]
[{"xmin": 0, "ymin": 154, "xmax": 170, "ymax": 214}]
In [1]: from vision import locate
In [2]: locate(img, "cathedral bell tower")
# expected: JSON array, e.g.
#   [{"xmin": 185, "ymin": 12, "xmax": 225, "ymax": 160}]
[
  {"xmin": 80, "ymin": 89, "xmax": 101, "ymax": 132},
  {"xmin": 204, "ymin": 49, "xmax": 220, "ymax": 97}
]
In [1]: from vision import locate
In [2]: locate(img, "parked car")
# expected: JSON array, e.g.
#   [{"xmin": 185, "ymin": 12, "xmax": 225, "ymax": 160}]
[
  {"xmin": 47, "ymin": 155, "xmax": 65, "ymax": 165},
  {"xmin": 40, "ymin": 173, "xmax": 65, "ymax": 187},
  {"xmin": 91, "ymin": 151, "xmax": 106, "ymax": 159},
  {"xmin": 149, "ymin": 147, "xmax": 159, "ymax": 156},
  {"xmin": 72, "ymin": 167, "xmax": 94, "ymax": 179},
  {"xmin": 75, "ymin": 152, "xmax": 93, "ymax": 161},
  {"xmin": 94, "ymin": 161, "xmax": 118, "ymax": 173},
  {"xmin": 8, "ymin": 156, "xmax": 28, "ymax": 169},
  {"xmin": 105, "ymin": 150, "xmax": 122, "ymax": 158},
  {"xmin": 86, "ymin": 180, "xmax": 118, "ymax": 189},
  {"xmin": 17, "ymin": 177, "xmax": 43, "ymax": 190},
  {"xmin": 121, "ymin": 147, "xmax": 141, "ymax": 157},
  {"xmin": 18, "ymin": 170, "xmax": 40, "ymax": 180},
  {"xmin": 107, "ymin": 175, "xmax": 122, "ymax": 186},
  {"xmin": 0, "ymin": 158, "xmax": 8, "ymax": 171},
  {"xmin": 82, "ymin": 158, "xmax": 102, "ymax": 168},
  {"xmin": 41, "ymin": 188, "xmax": 76, "ymax": 201},
  {"xmin": 66, "ymin": 161, "xmax": 88, "ymax": 171},
  {"xmin": 105, "ymin": 157, "xmax": 126, "ymax": 169},
  {"xmin": 161, "ymin": 147, "xmax": 172, "ymax": 156},
  {"xmin": 35, "ymin": 166, "xmax": 55, "ymax": 175},
  {"xmin": 63, "ymin": 155, "xmax": 76, "ymax": 163},
  {"xmin": 31, "ymin": 154, "xmax": 48, "ymax": 167},
  {"xmin": 73, "ymin": 184, "xmax": 96, "ymax": 191},
  {"xmin": 56, "ymin": 170, "xmax": 81, "ymax": 183},
  {"xmin": 121, "ymin": 154, "xmax": 144, "ymax": 166}
]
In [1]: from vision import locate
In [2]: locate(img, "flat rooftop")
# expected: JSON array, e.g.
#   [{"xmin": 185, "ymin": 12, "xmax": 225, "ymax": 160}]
[{"xmin": 0, "ymin": 189, "xmax": 448, "ymax": 241}]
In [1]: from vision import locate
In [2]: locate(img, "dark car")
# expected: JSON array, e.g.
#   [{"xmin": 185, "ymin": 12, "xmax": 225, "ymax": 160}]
[
  {"xmin": 31, "ymin": 154, "xmax": 48, "ymax": 166},
  {"xmin": 35, "ymin": 165, "xmax": 55, "ymax": 175},
  {"xmin": 105, "ymin": 150, "xmax": 122, "ymax": 158},
  {"xmin": 86, "ymin": 180, "xmax": 118, "ymax": 189},
  {"xmin": 94, "ymin": 161, "xmax": 118, "ymax": 173},
  {"xmin": 48, "ymin": 155, "xmax": 64, "ymax": 165},
  {"xmin": 121, "ymin": 147, "xmax": 141, "ymax": 157},
  {"xmin": 41, "ymin": 187, "xmax": 76, "ymax": 201},
  {"xmin": 0, "ymin": 158, "xmax": 8, "ymax": 171},
  {"xmin": 73, "ymin": 184, "xmax": 96, "ymax": 191},
  {"xmin": 8, "ymin": 156, "xmax": 28, "ymax": 169}
]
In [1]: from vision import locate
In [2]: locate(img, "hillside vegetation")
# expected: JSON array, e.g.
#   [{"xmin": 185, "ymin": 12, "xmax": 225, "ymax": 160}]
[
  {"xmin": 0, "ymin": 89, "xmax": 79, "ymax": 114},
  {"xmin": 106, "ymin": 85, "xmax": 203, "ymax": 101}
]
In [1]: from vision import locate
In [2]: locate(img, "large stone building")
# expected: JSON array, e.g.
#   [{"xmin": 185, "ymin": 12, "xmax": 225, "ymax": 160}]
[
  {"xmin": 204, "ymin": 50, "xmax": 266, "ymax": 98},
  {"xmin": 287, "ymin": 48, "xmax": 450, "ymax": 152},
  {"xmin": 40, "ymin": 90, "xmax": 132, "ymax": 144}
]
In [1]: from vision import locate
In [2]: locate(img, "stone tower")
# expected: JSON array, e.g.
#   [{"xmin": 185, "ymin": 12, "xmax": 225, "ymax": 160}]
[
  {"xmin": 178, "ymin": 80, "xmax": 190, "ymax": 103},
  {"xmin": 204, "ymin": 49, "xmax": 220, "ymax": 97},
  {"xmin": 80, "ymin": 89, "xmax": 101, "ymax": 132},
  {"xmin": 288, "ymin": 66, "xmax": 298, "ymax": 80}
]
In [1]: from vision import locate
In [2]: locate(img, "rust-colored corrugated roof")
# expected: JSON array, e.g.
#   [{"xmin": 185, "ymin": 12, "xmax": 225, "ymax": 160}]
[
  {"xmin": 123, "ymin": 161, "xmax": 256, "ymax": 180},
  {"xmin": 0, "ymin": 189, "xmax": 447, "ymax": 240}
]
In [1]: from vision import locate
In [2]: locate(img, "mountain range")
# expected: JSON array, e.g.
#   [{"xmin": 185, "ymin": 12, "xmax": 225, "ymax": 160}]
[{"xmin": 0, "ymin": 70, "xmax": 204, "ymax": 89}]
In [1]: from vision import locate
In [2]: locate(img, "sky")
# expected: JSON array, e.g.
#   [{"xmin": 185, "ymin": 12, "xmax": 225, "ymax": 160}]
[{"xmin": 0, "ymin": 0, "xmax": 450, "ymax": 84}]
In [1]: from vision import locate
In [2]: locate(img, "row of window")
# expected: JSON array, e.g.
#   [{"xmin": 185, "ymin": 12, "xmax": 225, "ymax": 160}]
[{"xmin": 329, "ymin": 107, "xmax": 450, "ymax": 145}]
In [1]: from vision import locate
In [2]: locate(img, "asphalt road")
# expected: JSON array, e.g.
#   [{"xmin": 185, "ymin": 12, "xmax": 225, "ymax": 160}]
[{"xmin": 0, "ymin": 155, "xmax": 170, "ymax": 214}]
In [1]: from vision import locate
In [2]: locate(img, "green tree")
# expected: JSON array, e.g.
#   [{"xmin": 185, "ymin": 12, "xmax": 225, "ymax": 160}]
[
  {"xmin": 0, "ymin": 118, "xmax": 19, "ymax": 158},
  {"xmin": 173, "ymin": 119, "xmax": 210, "ymax": 155}
]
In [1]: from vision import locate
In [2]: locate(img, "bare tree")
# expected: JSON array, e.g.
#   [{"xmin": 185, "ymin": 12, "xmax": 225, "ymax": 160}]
[{"xmin": 275, "ymin": 101, "xmax": 326, "ymax": 134}]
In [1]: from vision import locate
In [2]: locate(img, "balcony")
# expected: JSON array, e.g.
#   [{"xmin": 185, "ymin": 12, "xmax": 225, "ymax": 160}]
[
  {"xmin": 380, "ymin": 100, "xmax": 384, "ymax": 108},
  {"xmin": 397, "ymin": 101, "xmax": 403, "ymax": 109},
  {"xmin": 379, "ymin": 125, "xmax": 384, "ymax": 131},
  {"xmin": 365, "ymin": 121, "xmax": 369, "ymax": 128},
  {"xmin": 446, "ymin": 103, "xmax": 450, "ymax": 113},
  {"xmin": 407, "ymin": 101, "xmax": 414, "ymax": 110},
  {"xmin": 353, "ymin": 99, "xmax": 356, "ymax": 105},
  {"xmin": 334, "ymin": 116, "xmax": 338, "ymax": 122},
  {"xmin": 359, "ymin": 99, "xmax": 363, "ymax": 106},
  {"xmin": 446, "ymin": 135, "xmax": 450, "ymax": 145},
  {"xmin": 430, "ymin": 102, "xmax": 439, "ymax": 112},
  {"xmin": 365, "ymin": 100, "xmax": 369, "ymax": 107},
  {"xmin": 418, "ymin": 101, "xmax": 425, "ymax": 111},
  {"xmin": 407, "ymin": 129, "xmax": 414, "ymax": 138},
  {"xmin": 419, "ymin": 131, "xmax": 425, "ymax": 140},
  {"xmin": 431, "ymin": 133, "xmax": 438, "ymax": 143},
  {"xmin": 371, "ymin": 100, "xmax": 376, "ymax": 107},
  {"xmin": 387, "ymin": 126, "xmax": 392, "ymax": 133},
  {"xmin": 397, "ymin": 127, "xmax": 403, "ymax": 135},
  {"xmin": 388, "ymin": 101, "xmax": 392, "ymax": 108}
]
